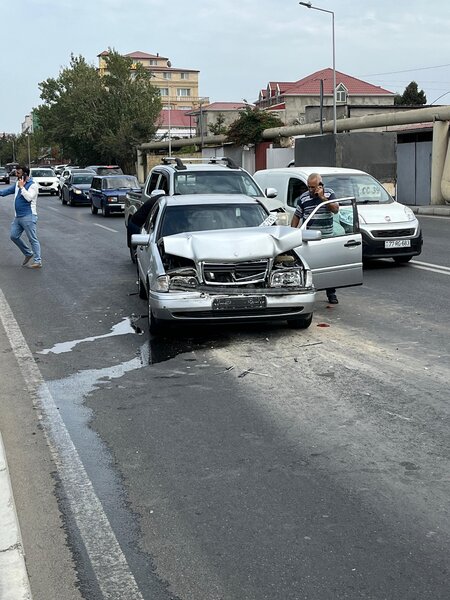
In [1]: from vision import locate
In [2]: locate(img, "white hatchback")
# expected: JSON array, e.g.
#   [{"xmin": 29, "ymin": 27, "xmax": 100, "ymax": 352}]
[
  {"xmin": 30, "ymin": 167, "xmax": 59, "ymax": 196},
  {"xmin": 254, "ymin": 166, "xmax": 423, "ymax": 263}
]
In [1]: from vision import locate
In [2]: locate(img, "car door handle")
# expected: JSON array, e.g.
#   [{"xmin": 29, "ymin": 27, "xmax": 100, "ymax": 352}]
[{"xmin": 344, "ymin": 240, "xmax": 362, "ymax": 247}]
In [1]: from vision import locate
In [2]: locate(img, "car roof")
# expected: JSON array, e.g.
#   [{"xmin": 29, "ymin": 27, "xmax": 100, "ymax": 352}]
[
  {"xmin": 154, "ymin": 164, "xmax": 242, "ymax": 173},
  {"xmin": 256, "ymin": 166, "xmax": 368, "ymax": 177},
  {"xmin": 95, "ymin": 174, "xmax": 135, "ymax": 179},
  {"xmin": 163, "ymin": 194, "xmax": 259, "ymax": 207}
]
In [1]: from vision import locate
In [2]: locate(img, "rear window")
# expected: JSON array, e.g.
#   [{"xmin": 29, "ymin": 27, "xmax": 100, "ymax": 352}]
[
  {"xmin": 104, "ymin": 176, "xmax": 139, "ymax": 189},
  {"xmin": 95, "ymin": 166, "xmax": 123, "ymax": 176},
  {"xmin": 73, "ymin": 175, "xmax": 94, "ymax": 185},
  {"xmin": 174, "ymin": 170, "xmax": 262, "ymax": 197},
  {"xmin": 159, "ymin": 203, "xmax": 268, "ymax": 237}
]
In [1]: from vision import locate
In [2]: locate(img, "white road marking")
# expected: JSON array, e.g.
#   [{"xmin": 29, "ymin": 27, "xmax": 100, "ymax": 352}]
[
  {"xmin": 409, "ymin": 261, "xmax": 450, "ymax": 276},
  {"xmin": 411, "ymin": 260, "xmax": 450, "ymax": 272},
  {"xmin": 0, "ymin": 290, "xmax": 144, "ymax": 600},
  {"xmin": 47, "ymin": 206, "xmax": 60, "ymax": 211},
  {"xmin": 94, "ymin": 223, "xmax": 118, "ymax": 233}
]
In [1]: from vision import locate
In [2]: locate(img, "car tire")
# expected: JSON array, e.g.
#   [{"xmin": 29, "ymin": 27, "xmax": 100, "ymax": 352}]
[
  {"xmin": 91, "ymin": 202, "xmax": 98, "ymax": 215},
  {"xmin": 393, "ymin": 255, "xmax": 413, "ymax": 264},
  {"xmin": 61, "ymin": 193, "xmax": 67, "ymax": 205},
  {"xmin": 287, "ymin": 314, "xmax": 313, "ymax": 329},
  {"xmin": 148, "ymin": 300, "xmax": 163, "ymax": 336},
  {"xmin": 67, "ymin": 195, "xmax": 72, "ymax": 206},
  {"xmin": 138, "ymin": 268, "xmax": 148, "ymax": 300},
  {"xmin": 127, "ymin": 228, "xmax": 137, "ymax": 263},
  {"xmin": 102, "ymin": 205, "xmax": 110, "ymax": 218}
]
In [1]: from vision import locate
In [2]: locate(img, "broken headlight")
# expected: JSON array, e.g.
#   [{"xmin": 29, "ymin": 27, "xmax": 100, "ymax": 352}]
[
  {"xmin": 270, "ymin": 269, "xmax": 302, "ymax": 288},
  {"xmin": 169, "ymin": 276, "xmax": 198, "ymax": 290}
]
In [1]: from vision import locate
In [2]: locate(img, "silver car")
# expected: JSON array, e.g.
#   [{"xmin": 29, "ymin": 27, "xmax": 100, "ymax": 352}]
[{"xmin": 132, "ymin": 194, "xmax": 363, "ymax": 334}]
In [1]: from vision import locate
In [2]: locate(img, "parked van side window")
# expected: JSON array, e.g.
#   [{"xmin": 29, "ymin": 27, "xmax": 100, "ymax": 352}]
[{"xmin": 287, "ymin": 178, "xmax": 307, "ymax": 208}]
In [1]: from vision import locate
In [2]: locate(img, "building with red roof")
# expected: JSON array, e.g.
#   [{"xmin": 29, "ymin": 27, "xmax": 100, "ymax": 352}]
[{"xmin": 256, "ymin": 68, "xmax": 395, "ymax": 125}]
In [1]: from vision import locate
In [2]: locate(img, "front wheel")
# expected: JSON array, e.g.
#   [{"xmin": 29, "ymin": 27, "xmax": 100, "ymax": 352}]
[
  {"xmin": 393, "ymin": 255, "xmax": 413, "ymax": 264},
  {"xmin": 91, "ymin": 202, "xmax": 98, "ymax": 215},
  {"xmin": 287, "ymin": 314, "xmax": 313, "ymax": 329},
  {"xmin": 137, "ymin": 267, "xmax": 147, "ymax": 300},
  {"xmin": 102, "ymin": 205, "xmax": 110, "ymax": 218},
  {"xmin": 61, "ymin": 193, "xmax": 67, "ymax": 205},
  {"xmin": 148, "ymin": 300, "xmax": 164, "ymax": 336}
]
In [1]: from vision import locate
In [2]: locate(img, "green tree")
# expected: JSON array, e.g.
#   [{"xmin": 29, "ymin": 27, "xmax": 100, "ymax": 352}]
[
  {"xmin": 208, "ymin": 113, "xmax": 228, "ymax": 136},
  {"xmin": 394, "ymin": 81, "xmax": 427, "ymax": 106},
  {"xmin": 35, "ymin": 50, "xmax": 162, "ymax": 171},
  {"xmin": 226, "ymin": 106, "xmax": 284, "ymax": 146}
]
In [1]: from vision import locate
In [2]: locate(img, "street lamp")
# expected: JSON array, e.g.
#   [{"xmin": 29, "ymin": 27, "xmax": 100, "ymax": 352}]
[{"xmin": 299, "ymin": 1, "xmax": 337, "ymax": 135}]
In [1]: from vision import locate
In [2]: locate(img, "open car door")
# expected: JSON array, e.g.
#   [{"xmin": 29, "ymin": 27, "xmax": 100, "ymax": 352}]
[{"xmin": 298, "ymin": 197, "xmax": 363, "ymax": 291}]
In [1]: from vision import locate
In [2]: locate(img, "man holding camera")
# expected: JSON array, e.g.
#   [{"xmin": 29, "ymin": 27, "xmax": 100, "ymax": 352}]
[
  {"xmin": 291, "ymin": 172, "xmax": 339, "ymax": 304},
  {"xmin": 0, "ymin": 165, "xmax": 42, "ymax": 268}
]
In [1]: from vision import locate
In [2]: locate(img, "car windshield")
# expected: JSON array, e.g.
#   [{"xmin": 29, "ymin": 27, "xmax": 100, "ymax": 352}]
[
  {"xmin": 159, "ymin": 203, "xmax": 268, "ymax": 237},
  {"xmin": 104, "ymin": 176, "xmax": 139, "ymax": 189},
  {"xmin": 321, "ymin": 174, "xmax": 392, "ymax": 204},
  {"xmin": 174, "ymin": 171, "xmax": 263, "ymax": 197},
  {"xmin": 0, "ymin": 168, "xmax": 6, "ymax": 174},
  {"xmin": 73, "ymin": 175, "xmax": 94, "ymax": 185},
  {"xmin": 31, "ymin": 169, "xmax": 55, "ymax": 177}
]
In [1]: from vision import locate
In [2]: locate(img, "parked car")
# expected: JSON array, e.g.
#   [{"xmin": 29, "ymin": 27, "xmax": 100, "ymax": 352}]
[
  {"xmin": 29, "ymin": 167, "xmax": 59, "ymax": 195},
  {"xmin": 53, "ymin": 164, "xmax": 68, "ymax": 176},
  {"xmin": 90, "ymin": 175, "xmax": 141, "ymax": 217},
  {"xmin": 131, "ymin": 193, "xmax": 363, "ymax": 334},
  {"xmin": 253, "ymin": 167, "xmax": 423, "ymax": 263},
  {"xmin": 85, "ymin": 165, "xmax": 123, "ymax": 176},
  {"xmin": 0, "ymin": 167, "xmax": 10, "ymax": 184},
  {"xmin": 61, "ymin": 171, "xmax": 94, "ymax": 206}
]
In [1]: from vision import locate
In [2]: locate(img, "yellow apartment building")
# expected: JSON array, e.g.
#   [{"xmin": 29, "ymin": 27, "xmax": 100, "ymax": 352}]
[{"xmin": 97, "ymin": 50, "xmax": 207, "ymax": 110}]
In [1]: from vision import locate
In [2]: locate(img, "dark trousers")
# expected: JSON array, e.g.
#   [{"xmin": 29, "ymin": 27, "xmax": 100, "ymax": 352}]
[{"xmin": 326, "ymin": 288, "xmax": 336, "ymax": 297}]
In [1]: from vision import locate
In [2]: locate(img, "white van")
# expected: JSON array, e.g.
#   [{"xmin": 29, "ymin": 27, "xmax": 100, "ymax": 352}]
[{"xmin": 253, "ymin": 167, "xmax": 423, "ymax": 263}]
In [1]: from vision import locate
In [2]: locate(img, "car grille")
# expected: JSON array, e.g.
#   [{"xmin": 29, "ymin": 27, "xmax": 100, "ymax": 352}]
[
  {"xmin": 40, "ymin": 182, "xmax": 51, "ymax": 186},
  {"xmin": 371, "ymin": 228, "xmax": 415, "ymax": 238},
  {"xmin": 201, "ymin": 260, "xmax": 270, "ymax": 286}
]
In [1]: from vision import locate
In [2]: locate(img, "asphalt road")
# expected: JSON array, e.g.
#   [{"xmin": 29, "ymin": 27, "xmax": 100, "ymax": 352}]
[{"xmin": 0, "ymin": 188, "xmax": 449, "ymax": 600}]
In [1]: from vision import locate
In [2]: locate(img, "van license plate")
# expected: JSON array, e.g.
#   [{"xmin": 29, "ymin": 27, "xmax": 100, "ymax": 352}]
[{"xmin": 385, "ymin": 240, "xmax": 411, "ymax": 248}]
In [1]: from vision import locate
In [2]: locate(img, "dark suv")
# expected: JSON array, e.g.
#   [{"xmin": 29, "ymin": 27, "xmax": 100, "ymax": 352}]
[{"xmin": 86, "ymin": 165, "xmax": 123, "ymax": 176}]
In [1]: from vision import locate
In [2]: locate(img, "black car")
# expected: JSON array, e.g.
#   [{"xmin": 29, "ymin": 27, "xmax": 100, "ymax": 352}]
[
  {"xmin": 0, "ymin": 167, "xmax": 10, "ymax": 185},
  {"xmin": 61, "ymin": 171, "xmax": 94, "ymax": 206}
]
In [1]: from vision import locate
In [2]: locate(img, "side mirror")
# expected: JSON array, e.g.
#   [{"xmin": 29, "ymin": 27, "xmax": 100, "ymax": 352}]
[
  {"xmin": 151, "ymin": 189, "xmax": 165, "ymax": 197},
  {"xmin": 131, "ymin": 234, "xmax": 150, "ymax": 247},
  {"xmin": 265, "ymin": 187, "xmax": 278, "ymax": 199},
  {"xmin": 302, "ymin": 230, "xmax": 322, "ymax": 242}
]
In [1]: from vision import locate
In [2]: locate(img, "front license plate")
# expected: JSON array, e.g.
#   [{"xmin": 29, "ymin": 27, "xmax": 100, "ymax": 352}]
[
  {"xmin": 385, "ymin": 240, "xmax": 411, "ymax": 248},
  {"xmin": 212, "ymin": 296, "xmax": 267, "ymax": 311}
]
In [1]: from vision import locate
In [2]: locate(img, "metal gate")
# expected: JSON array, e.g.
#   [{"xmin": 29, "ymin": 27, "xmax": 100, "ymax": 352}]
[{"xmin": 397, "ymin": 141, "xmax": 432, "ymax": 206}]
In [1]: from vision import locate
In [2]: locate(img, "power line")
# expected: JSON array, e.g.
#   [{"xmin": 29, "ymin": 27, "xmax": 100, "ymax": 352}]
[{"xmin": 362, "ymin": 63, "xmax": 450, "ymax": 77}]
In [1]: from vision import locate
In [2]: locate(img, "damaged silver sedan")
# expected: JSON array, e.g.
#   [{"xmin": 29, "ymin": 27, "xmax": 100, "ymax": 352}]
[{"xmin": 132, "ymin": 195, "xmax": 321, "ymax": 334}]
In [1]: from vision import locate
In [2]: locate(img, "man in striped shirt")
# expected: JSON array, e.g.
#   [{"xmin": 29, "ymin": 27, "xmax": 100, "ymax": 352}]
[{"xmin": 291, "ymin": 172, "xmax": 339, "ymax": 304}]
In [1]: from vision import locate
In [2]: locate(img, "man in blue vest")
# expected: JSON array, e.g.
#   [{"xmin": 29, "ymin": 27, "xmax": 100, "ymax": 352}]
[{"xmin": 0, "ymin": 165, "xmax": 42, "ymax": 268}]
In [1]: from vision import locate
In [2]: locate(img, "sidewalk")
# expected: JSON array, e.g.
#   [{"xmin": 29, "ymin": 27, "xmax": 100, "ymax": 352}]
[{"xmin": 407, "ymin": 204, "xmax": 450, "ymax": 216}]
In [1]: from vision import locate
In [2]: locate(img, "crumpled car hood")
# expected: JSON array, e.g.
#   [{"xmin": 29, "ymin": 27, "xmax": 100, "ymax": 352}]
[{"xmin": 163, "ymin": 226, "xmax": 303, "ymax": 262}]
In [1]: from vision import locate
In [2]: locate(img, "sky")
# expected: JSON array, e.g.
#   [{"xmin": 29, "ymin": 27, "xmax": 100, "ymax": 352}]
[{"xmin": 1, "ymin": 0, "xmax": 450, "ymax": 133}]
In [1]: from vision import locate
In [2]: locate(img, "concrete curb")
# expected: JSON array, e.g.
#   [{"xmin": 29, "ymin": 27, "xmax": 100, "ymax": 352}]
[
  {"xmin": 407, "ymin": 205, "xmax": 450, "ymax": 216},
  {"xmin": 0, "ymin": 432, "xmax": 33, "ymax": 600}
]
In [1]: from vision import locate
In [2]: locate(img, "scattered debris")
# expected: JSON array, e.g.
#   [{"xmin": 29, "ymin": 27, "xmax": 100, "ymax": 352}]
[
  {"xmin": 317, "ymin": 323, "xmax": 330, "ymax": 328},
  {"xmin": 385, "ymin": 411, "xmax": 411, "ymax": 421},
  {"xmin": 215, "ymin": 366, "xmax": 235, "ymax": 375},
  {"xmin": 238, "ymin": 368, "xmax": 254, "ymax": 378},
  {"xmin": 299, "ymin": 341, "xmax": 323, "ymax": 348},
  {"xmin": 318, "ymin": 372, "xmax": 335, "ymax": 378}
]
